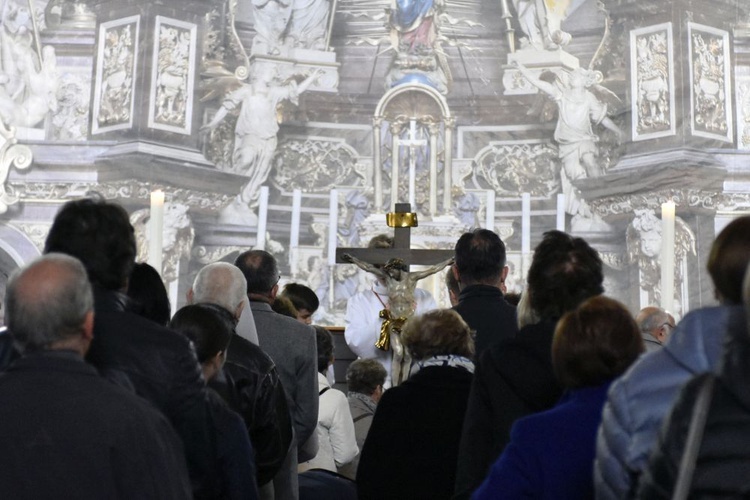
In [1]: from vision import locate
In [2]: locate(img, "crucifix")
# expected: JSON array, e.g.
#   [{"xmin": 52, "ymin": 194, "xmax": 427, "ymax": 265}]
[{"xmin": 336, "ymin": 203, "xmax": 454, "ymax": 385}]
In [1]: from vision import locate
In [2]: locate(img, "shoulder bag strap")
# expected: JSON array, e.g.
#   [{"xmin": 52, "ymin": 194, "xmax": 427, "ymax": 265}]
[
  {"xmin": 672, "ymin": 375, "xmax": 716, "ymax": 500},
  {"xmin": 319, "ymin": 387, "xmax": 330, "ymax": 396}
]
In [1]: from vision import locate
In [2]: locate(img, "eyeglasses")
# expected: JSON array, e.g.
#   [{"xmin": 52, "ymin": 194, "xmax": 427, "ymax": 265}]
[{"xmin": 660, "ymin": 322, "xmax": 675, "ymax": 331}]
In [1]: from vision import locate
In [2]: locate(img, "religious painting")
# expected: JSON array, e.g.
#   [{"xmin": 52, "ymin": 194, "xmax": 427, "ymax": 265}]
[
  {"xmin": 92, "ymin": 16, "xmax": 140, "ymax": 135},
  {"xmin": 688, "ymin": 23, "xmax": 733, "ymax": 143},
  {"xmin": 736, "ymin": 74, "xmax": 750, "ymax": 150},
  {"xmin": 630, "ymin": 23, "xmax": 675, "ymax": 141},
  {"xmin": 148, "ymin": 17, "xmax": 197, "ymax": 135}
]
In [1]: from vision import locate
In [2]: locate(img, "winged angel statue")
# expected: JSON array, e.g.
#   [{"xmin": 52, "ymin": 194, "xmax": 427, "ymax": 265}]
[{"xmin": 200, "ymin": 1, "xmax": 321, "ymax": 224}]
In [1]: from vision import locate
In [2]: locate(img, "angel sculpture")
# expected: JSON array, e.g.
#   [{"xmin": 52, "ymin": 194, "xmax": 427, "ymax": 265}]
[
  {"xmin": 201, "ymin": 63, "xmax": 321, "ymax": 224},
  {"xmin": 342, "ymin": 253, "xmax": 453, "ymax": 385},
  {"xmin": 514, "ymin": 61, "xmax": 623, "ymax": 219}
]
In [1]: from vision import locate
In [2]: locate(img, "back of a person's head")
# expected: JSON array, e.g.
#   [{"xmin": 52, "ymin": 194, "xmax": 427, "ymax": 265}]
[
  {"xmin": 280, "ymin": 283, "xmax": 319, "ymax": 313},
  {"xmin": 454, "ymin": 229, "xmax": 506, "ymax": 286},
  {"xmin": 527, "ymin": 230, "xmax": 604, "ymax": 321},
  {"xmin": 6, "ymin": 254, "xmax": 93, "ymax": 351},
  {"xmin": 314, "ymin": 325, "xmax": 333, "ymax": 373},
  {"xmin": 192, "ymin": 262, "xmax": 247, "ymax": 313},
  {"xmin": 272, "ymin": 295, "xmax": 298, "ymax": 319},
  {"xmin": 44, "ymin": 198, "xmax": 136, "ymax": 290},
  {"xmin": 127, "ymin": 263, "xmax": 170, "ymax": 326},
  {"xmin": 234, "ymin": 250, "xmax": 278, "ymax": 295},
  {"xmin": 707, "ymin": 216, "xmax": 750, "ymax": 304},
  {"xmin": 169, "ymin": 303, "xmax": 234, "ymax": 364},
  {"xmin": 402, "ymin": 309, "xmax": 474, "ymax": 360},
  {"xmin": 552, "ymin": 296, "xmax": 643, "ymax": 389},
  {"xmin": 636, "ymin": 306, "xmax": 668, "ymax": 335},
  {"xmin": 368, "ymin": 234, "xmax": 393, "ymax": 249},
  {"xmin": 346, "ymin": 358, "xmax": 387, "ymax": 396}
]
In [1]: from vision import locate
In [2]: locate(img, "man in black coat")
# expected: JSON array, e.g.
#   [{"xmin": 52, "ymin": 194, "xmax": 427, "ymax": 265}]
[
  {"xmin": 188, "ymin": 262, "xmax": 293, "ymax": 490},
  {"xmin": 44, "ymin": 198, "xmax": 217, "ymax": 498},
  {"xmin": 454, "ymin": 230, "xmax": 605, "ymax": 499},
  {"xmin": 452, "ymin": 228, "xmax": 518, "ymax": 357},
  {"xmin": 0, "ymin": 254, "xmax": 191, "ymax": 499}
]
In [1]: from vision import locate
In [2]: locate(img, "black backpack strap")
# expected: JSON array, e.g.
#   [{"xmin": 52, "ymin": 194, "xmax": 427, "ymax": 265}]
[{"xmin": 319, "ymin": 387, "xmax": 330, "ymax": 396}]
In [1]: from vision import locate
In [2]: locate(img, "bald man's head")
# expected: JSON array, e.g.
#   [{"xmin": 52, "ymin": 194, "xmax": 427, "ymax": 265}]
[
  {"xmin": 636, "ymin": 306, "xmax": 675, "ymax": 344},
  {"xmin": 6, "ymin": 254, "xmax": 94, "ymax": 353},
  {"xmin": 189, "ymin": 262, "xmax": 247, "ymax": 319}
]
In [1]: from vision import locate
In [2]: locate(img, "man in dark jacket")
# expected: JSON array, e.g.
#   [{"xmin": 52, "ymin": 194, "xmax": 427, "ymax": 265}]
[
  {"xmin": 44, "ymin": 198, "xmax": 217, "ymax": 498},
  {"xmin": 189, "ymin": 262, "xmax": 293, "ymax": 490},
  {"xmin": 452, "ymin": 228, "xmax": 518, "ymax": 357},
  {"xmin": 454, "ymin": 230, "xmax": 604, "ymax": 499},
  {"xmin": 0, "ymin": 254, "xmax": 191, "ymax": 499},
  {"xmin": 0, "ymin": 326, "xmax": 17, "ymax": 371}
]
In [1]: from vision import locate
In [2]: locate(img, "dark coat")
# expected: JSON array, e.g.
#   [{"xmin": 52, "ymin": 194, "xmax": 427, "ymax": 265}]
[
  {"xmin": 0, "ymin": 351, "xmax": 192, "ymax": 499},
  {"xmin": 455, "ymin": 319, "xmax": 564, "ymax": 499},
  {"xmin": 0, "ymin": 327, "xmax": 18, "ymax": 371},
  {"xmin": 357, "ymin": 365, "xmax": 473, "ymax": 500},
  {"xmin": 473, "ymin": 382, "xmax": 612, "ymax": 500},
  {"xmin": 206, "ymin": 389, "xmax": 260, "ymax": 500},
  {"xmin": 87, "ymin": 289, "xmax": 216, "ymax": 498},
  {"xmin": 209, "ymin": 332, "xmax": 293, "ymax": 486},
  {"xmin": 453, "ymin": 284, "xmax": 518, "ymax": 357},
  {"xmin": 637, "ymin": 309, "xmax": 750, "ymax": 499}
]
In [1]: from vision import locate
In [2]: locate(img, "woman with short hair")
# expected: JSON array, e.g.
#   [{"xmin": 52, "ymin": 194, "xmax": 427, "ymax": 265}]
[
  {"xmin": 357, "ymin": 309, "xmax": 475, "ymax": 500},
  {"xmin": 473, "ymin": 296, "xmax": 644, "ymax": 499}
]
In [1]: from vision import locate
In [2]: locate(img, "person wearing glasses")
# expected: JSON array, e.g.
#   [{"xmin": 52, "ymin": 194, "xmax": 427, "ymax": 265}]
[{"xmin": 636, "ymin": 307, "xmax": 676, "ymax": 352}]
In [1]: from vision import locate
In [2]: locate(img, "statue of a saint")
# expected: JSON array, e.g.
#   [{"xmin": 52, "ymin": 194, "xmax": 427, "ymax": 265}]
[
  {"xmin": 250, "ymin": 0, "xmax": 293, "ymax": 55},
  {"xmin": 288, "ymin": 0, "xmax": 331, "ymax": 50},
  {"xmin": 201, "ymin": 65, "xmax": 321, "ymax": 223},
  {"xmin": 512, "ymin": 0, "xmax": 572, "ymax": 50},
  {"xmin": 342, "ymin": 253, "xmax": 453, "ymax": 385}
]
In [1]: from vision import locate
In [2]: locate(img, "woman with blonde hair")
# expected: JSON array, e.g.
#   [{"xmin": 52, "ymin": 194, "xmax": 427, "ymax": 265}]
[{"xmin": 357, "ymin": 309, "xmax": 474, "ymax": 500}]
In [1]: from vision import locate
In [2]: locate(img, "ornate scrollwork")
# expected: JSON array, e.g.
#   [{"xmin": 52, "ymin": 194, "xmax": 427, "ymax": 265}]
[
  {"xmin": 271, "ymin": 137, "xmax": 365, "ymax": 192},
  {"xmin": 473, "ymin": 142, "xmax": 560, "ymax": 197},
  {"xmin": 0, "ymin": 122, "xmax": 32, "ymax": 213}
]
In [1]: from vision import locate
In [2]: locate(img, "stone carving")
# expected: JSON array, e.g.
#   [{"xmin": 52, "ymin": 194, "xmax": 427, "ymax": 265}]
[
  {"xmin": 474, "ymin": 142, "xmax": 560, "ymax": 197},
  {"xmin": 289, "ymin": 0, "xmax": 333, "ymax": 50},
  {"xmin": 251, "ymin": 0, "xmax": 293, "ymax": 55},
  {"xmin": 192, "ymin": 245, "xmax": 246, "ymax": 265},
  {"xmin": 0, "ymin": 120, "xmax": 32, "ymax": 213},
  {"xmin": 512, "ymin": 0, "xmax": 572, "ymax": 51},
  {"xmin": 271, "ymin": 137, "xmax": 364, "ymax": 191},
  {"xmin": 93, "ymin": 16, "xmax": 139, "ymax": 134},
  {"xmin": 201, "ymin": 62, "xmax": 322, "ymax": 224},
  {"xmin": 631, "ymin": 23, "xmax": 674, "ymax": 140},
  {"xmin": 513, "ymin": 60, "xmax": 624, "ymax": 223},
  {"xmin": 339, "ymin": 189, "xmax": 370, "ymax": 246},
  {"xmin": 51, "ymin": 73, "xmax": 90, "ymax": 141},
  {"xmin": 149, "ymin": 17, "xmax": 196, "ymax": 134},
  {"xmin": 688, "ymin": 23, "xmax": 732, "ymax": 142},
  {"xmin": 0, "ymin": 0, "xmax": 59, "ymax": 129},
  {"xmin": 587, "ymin": 190, "xmax": 750, "ymax": 218},
  {"xmin": 8, "ymin": 222, "xmax": 49, "ymax": 252},
  {"xmin": 626, "ymin": 209, "xmax": 696, "ymax": 315},
  {"xmin": 737, "ymin": 76, "xmax": 750, "ymax": 150},
  {"xmin": 131, "ymin": 202, "xmax": 195, "ymax": 282},
  {"xmin": 454, "ymin": 191, "xmax": 479, "ymax": 227}
]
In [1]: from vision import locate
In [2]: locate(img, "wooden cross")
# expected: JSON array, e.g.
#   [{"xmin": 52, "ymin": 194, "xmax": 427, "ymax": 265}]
[{"xmin": 335, "ymin": 203, "xmax": 455, "ymax": 269}]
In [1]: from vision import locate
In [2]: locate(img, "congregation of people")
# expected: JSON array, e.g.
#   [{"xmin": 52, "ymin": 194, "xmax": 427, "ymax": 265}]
[{"xmin": 1, "ymin": 196, "xmax": 750, "ymax": 499}]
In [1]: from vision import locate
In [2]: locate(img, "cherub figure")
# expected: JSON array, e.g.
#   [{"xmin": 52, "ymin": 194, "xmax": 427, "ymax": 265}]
[{"xmin": 342, "ymin": 252, "xmax": 453, "ymax": 385}]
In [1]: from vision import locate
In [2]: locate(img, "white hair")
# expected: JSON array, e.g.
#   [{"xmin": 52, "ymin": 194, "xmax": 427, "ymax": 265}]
[{"xmin": 192, "ymin": 262, "xmax": 247, "ymax": 313}]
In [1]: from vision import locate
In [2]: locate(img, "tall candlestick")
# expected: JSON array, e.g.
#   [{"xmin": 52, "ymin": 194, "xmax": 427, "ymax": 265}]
[
  {"xmin": 521, "ymin": 193, "xmax": 531, "ymax": 255},
  {"xmin": 328, "ymin": 189, "xmax": 338, "ymax": 266},
  {"xmin": 148, "ymin": 189, "xmax": 164, "ymax": 274},
  {"xmin": 256, "ymin": 186, "xmax": 269, "ymax": 250},
  {"xmin": 660, "ymin": 201, "xmax": 676, "ymax": 312},
  {"xmin": 485, "ymin": 190, "xmax": 495, "ymax": 230},
  {"xmin": 556, "ymin": 193, "xmax": 566, "ymax": 231},
  {"xmin": 289, "ymin": 189, "xmax": 302, "ymax": 276}
]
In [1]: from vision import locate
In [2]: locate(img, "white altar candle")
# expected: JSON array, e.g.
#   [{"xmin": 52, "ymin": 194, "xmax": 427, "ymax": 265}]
[
  {"xmin": 660, "ymin": 200, "xmax": 676, "ymax": 312},
  {"xmin": 256, "ymin": 186, "xmax": 269, "ymax": 250},
  {"xmin": 148, "ymin": 189, "xmax": 164, "ymax": 274},
  {"xmin": 328, "ymin": 189, "xmax": 338, "ymax": 266},
  {"xmin": 556, "ymin": 193, "xmax": 566, "ymax": 231},
  {"xmin": 485, "ymin": 190, "xmax": 495, "ymax": 230},
  {"xmin": 408, "ymin": 157, "xmax": 416, "ymax": 209},
  {"xmin": 289, "ymin": 189, "xmax": 302, "ymax": 276},
  {"xmin": 521, "ymin": 193, "xmax": 531, "ymax": 255}
]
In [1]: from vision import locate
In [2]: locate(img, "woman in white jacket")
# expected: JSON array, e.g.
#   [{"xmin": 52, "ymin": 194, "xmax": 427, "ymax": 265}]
[{"xmin": 299, "ymin": 326, "xmax": 359, "ymax": 473}]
